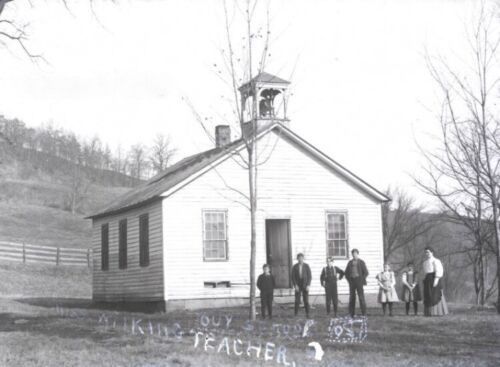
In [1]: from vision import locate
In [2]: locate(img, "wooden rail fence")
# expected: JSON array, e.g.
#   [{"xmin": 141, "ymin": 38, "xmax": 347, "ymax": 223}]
[{"xmin": 0, "ymin": 241, "xmax": 91, "ymax": 267}]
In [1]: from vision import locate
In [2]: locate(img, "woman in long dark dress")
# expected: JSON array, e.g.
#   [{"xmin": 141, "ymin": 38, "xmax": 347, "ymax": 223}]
[{"xmin": 422, "ymin": 247, "xmax": 449, "ymax": 316}]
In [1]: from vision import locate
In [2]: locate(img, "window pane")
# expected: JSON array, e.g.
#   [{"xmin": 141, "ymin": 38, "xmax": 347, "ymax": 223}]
[
  {"xmin": 327, "ymin": 241, "xmax": 332, "ymax": 257},
  {"xmin": 326, "ymin": 213, "xmax": 348, "ymax": 258},
  {"xmin": 204, "ymin": 240, "xmax": 226, "ymax": 259},
  {"xmin": 333, "ymin": 240, "xmax": 346, "ymax": 257},
  {"xmin": 327, "ymin": 213, "xmax": 347, "ymax": 240},
  {"xmin": 203, "ymin": 211, "xmax": 227, "ymax": 260}
]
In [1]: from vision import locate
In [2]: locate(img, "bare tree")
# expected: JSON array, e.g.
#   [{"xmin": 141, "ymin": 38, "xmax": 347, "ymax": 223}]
[
  {"xmin": 0, "ymin": 1, "xmax": 105, "ymax": 61},
  {"xmin": 65, "ymin": 154, "xmax": 92, "ymax": 215},
  {"xmin": 112, "ymin": 144, "xmax": 127, "ymax": 174},
  {"xmin": 128, "ymin": 143, "xmax": 148, "ymax": 180},
  {"xmin": 149, "ymin": 134, "xmax": 176, "ymax": 174},
  {"xmin": 102, "ymin": 144, "xmax": 112, "ymax": 170},
  {"xmin": 415, "ymin": 4, "xmax": 500, "ymax": 310},
  {"xmin": 0, "ymin": 115, "xmax": 26, "ymax": 148},
  {"xmin": 185, "ymin": 0, "xmax": 287, "ymax": 320},
  {"xmin": 0, "ymin": 0, "xmax": 45, "ymax": 60},
  {"xmin": 82, "ymin": 136, "xmax": 103, "ymax": 169},
  {"xmin": 217, "ymin": 0, "xmax": 288, "ymax": 321},
  {"xmin": 382, "ymin": 187, "xmax": 436, "ymax": 264}
]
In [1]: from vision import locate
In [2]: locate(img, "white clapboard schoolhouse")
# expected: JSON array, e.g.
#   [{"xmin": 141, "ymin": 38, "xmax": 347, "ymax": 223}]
[{"xmin": 87, "ymin": 72, "xmax": 389, "ymax": 311}]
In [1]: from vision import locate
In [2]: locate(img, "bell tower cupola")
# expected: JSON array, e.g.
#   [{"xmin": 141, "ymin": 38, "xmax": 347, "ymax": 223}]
[{"xmin": 239, "ymin": 71, "xmax": 290, "ymax": 127}]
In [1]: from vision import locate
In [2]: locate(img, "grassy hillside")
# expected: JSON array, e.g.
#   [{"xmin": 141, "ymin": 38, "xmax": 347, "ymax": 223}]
[
  {"xmin": 0, "ymin": 260, "xmax": 91, "ymax": 298},
  {"xmin": 0, "ymin": 141, "xmax": 136, "ymax": 248},
  {"xmin": 0, "ymin": 203, "xmax": 92, "ymax": 248}
]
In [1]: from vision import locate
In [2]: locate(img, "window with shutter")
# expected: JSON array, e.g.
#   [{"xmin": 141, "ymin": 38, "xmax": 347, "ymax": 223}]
[
  {"xmin": 119, "ymin": 218, "xmax": 127, "ymax": 269},
  {"xmin": 139, "ymin": 213, "xmax": 149, "ymax": 267},
  {"xmin": 101, "ymin": 223, "xmax": 109, "ymax": 271}
]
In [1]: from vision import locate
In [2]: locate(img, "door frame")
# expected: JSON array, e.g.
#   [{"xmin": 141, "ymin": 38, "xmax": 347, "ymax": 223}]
[{"xmin": 265, "ymin": 218, "xmax": 293, "ymax": 288}]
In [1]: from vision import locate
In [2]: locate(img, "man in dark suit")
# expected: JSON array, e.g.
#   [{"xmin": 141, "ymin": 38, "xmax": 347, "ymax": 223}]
[
  {"xmin": 344, "ymin": 248, "xmax": 369, "ymax": 317},
  {"xmin": 321, "ymin": 256, "xmax": 345, "ymax": 317},
  {"xmin": 257, "ymin": 264, "xmax": 275, "ymax": 319},
  {"xmin": 291, "ymin": 253, "xmax": 312, "ymax": 318}
]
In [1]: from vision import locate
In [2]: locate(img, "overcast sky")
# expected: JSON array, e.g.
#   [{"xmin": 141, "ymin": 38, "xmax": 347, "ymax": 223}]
[{"xmin": 0, "ymin": 0, "xmax": 483, "ymax": 204}]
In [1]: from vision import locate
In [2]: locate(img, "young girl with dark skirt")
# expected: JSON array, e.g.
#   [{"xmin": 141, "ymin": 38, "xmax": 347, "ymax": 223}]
[{"xmin": 401, "ymin": 262, "xmax": 421, "ymax": 315}]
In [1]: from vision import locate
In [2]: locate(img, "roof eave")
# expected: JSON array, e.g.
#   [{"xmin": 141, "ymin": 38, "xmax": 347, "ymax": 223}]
[
  {"xmin": 160, "ymin": 122, "xmax": 389, "ymax": 204},
  {"xmin": 275, "ymin": 125, "xmax": 390, "ymax": 204},
  {"xmin": 87, "ymin": 122, "xmax": 389, "ymax": 219},
  {"xmin": 85, "ymin": 196, "xmax": 162, "ymax": 220}
]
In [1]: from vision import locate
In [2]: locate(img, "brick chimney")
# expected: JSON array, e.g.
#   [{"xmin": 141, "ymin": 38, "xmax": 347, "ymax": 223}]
[{"xmin": 215, "ymin": 125, "xmax": 231, "ymax": 148}]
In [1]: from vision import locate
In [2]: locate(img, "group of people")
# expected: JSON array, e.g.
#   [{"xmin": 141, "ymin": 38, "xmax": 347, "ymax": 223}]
[
  {"xmin": 256, "ymin": 247, "xmax": 449, "ymax": 319},
  {"xmin": 374, "ymin": 246, "xmax": 449, "ymax": 317}
]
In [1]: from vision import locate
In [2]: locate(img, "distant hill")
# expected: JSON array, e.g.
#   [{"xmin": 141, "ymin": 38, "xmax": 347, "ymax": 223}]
[{"xmin": 0, "ymin": 139, "xmax": 140, "ymax": 248}]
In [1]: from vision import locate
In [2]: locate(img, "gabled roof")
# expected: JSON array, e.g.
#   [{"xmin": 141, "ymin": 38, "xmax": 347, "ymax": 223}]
[
  {"xmin": 86, "ymin": 138, "xmax": 243, "ymax": 219},
  {"xmin": 251, "ymin": 72, "xmax": 290, "ymax": 84},
  {"xmin": 238, "ymin": 72, "xmax": 291, "ymax": 92},
  {"xmin": 87, "ymin": 123, "xmax": 389, "ymax": 219},
  {"xmin": 276, "ymin": 125, "xmax": 390, "ymax": 203}
]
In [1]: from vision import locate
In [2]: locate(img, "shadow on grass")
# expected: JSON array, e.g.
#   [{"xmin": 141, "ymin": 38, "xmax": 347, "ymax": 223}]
[
  {"xmin": 0, "ymin": 311, "xmax": 111, "ymax": 342},
  {"xmin": 2, "ymin": 298, "xmax": 500, "ymax": 366},
  {"xmin": 16, "ymin": 297, "xmax": 165, "ymax": 313}
]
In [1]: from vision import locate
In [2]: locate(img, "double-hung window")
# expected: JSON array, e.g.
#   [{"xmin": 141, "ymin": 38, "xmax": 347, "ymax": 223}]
[
  {"xmin": 202, "ymin": 210, "xmax": 228, "ymax": 261},
  {"xmin": 326, "ymin": 212, "xmax": 349, "ymax": 258}
]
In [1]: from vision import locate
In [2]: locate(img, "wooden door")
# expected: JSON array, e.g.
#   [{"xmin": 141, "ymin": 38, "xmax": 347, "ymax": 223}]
[{"xmin": 266, "ymin": 219, "xmax": 291, "ymax": 288}]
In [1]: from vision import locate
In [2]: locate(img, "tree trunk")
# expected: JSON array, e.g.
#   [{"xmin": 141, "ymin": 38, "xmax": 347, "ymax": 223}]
[
  {"xmin": 248, "ymin": 143, "xmax": 257, "ymax": 321},
  {"xmin": 488, "ymin": 185, "xmax": 500, "ymax": 312},
  {"xmin": 472, "ymin": 251, "xmax": 480, "ymax": 305},
  {"xmin": 495, "ymin": 219, "xmax": 500, "ymax": 313},
  {"xmin": 381, "ymin": 204, "xmax": 389, "ymax": 262},
  {"xmin": 478, "ymin": 244, "xmax": 485, "ymax": 306}
]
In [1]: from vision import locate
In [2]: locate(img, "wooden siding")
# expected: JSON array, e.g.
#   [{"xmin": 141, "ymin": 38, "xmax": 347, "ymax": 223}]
[
  {"xmin": 92, "ymin": 200, "xmax": 163, "ymax": 302},
  {"xmin": 162, "ymin": 130, "xmax": 384, "ymax": 300}
]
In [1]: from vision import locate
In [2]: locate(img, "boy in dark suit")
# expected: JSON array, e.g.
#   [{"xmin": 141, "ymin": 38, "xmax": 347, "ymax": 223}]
[
  {"xmin": 291, "ymin": 253, "xmax": 312, "ymax": 318},
  {"xmin": 321, "ymin": 256, "xmax": 345, "ymax": 317},
  {"xmin": 257, "ymin": 264, "xmax": 275, "ymax": 319},
  {"xmin": 344, "ymin": 248, "xmax": 369, "ymax": 317}
]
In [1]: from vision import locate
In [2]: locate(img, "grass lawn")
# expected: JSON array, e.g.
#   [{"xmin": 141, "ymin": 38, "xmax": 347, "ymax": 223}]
[
  {"xmin": 0, "ymin": 260, "xmax": 91, "ymax": 298},
  {"xmin": 0, "ymin": 296, "xmax": 498, "ymax": 367},
  {"xmin": 0, "ymin": 260, "xmax": 498, "ymax": 366}
]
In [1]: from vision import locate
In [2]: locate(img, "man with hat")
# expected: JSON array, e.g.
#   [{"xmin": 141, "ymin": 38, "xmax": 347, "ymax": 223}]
[
  {"xmin": 291, "ymin": 253, "xmax": 312, "ymax": 318},
  {"xmin": 320, "ymin": 256, "xmax": 345, "ymax": 317}
]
